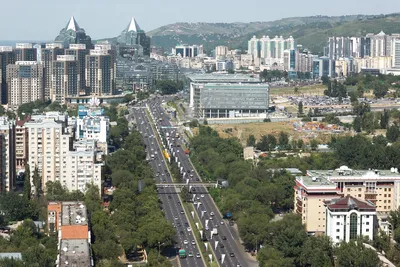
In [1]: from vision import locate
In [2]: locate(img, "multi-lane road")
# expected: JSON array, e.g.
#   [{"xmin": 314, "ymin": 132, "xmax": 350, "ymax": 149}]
[
  {"xmin": 130, "ymin": 105, "xmax": 204, "ymax": 267},
  {"xmin": 145, "ymin": 96, "xmax": 258, "ymax": 267}
]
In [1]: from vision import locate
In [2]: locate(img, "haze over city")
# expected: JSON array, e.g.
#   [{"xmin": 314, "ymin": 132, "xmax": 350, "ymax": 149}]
[{"xmin": 0, "ymin": 0, "xmax": 400, "ymax": 40}]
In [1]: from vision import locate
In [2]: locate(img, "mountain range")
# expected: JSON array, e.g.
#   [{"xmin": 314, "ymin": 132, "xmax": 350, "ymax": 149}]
[{"xmin": 143, "ymin": 13, "xmax": 400, "ymax": 55}]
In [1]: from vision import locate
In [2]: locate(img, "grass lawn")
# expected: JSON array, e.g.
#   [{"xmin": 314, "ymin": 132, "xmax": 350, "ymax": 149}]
[{"xmin": 270, "ymin": 84, "xmax": 326, "ymax": 96}]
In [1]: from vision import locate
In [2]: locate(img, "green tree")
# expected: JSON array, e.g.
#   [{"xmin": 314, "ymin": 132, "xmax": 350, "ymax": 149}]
[
  {"xmin": 23, "ymin": 164, "xmax": 31, "ymax": 201},
  {"xmin": 189, "ymin": 119, "xmax": 199, "ymax": 128},
  {"xmin": 353, "ymin": 116, "xmax": 362, "ymax": 132},
  {"xmin": 372, "ymin": 80, "xmax": 389, "ymax": 98},
  {"xmin": 380, "ymin": 109, "xmax": 390, "ymax": 129},
  {"xmin": 372, "ymin": 135, "xmax": 388, "ymax": 146},
  {"xmin": 111, "ymin": 170, "xmax": 133, "ymax": 188},
  {"xmin": 350, "ymin": 91, "xmax": 358, "ymax": 103},
  {"xmin": 299, "ymin": 236, "xmax": 334, "ymax": 267},
  {"xmin": 32, "ymin": 166, "xmax": 42, "ymax": 199},
  {"xmin": 180, "ymin": 187, "xmax": 191, "ymax": 202},
  {"xmin": 247, "ymin": 134, "xmax": 256, "ymax": 147},
  {"xmin": 278, "ymin": 132, "xmax": 289, "ymax": 149},
  {"xmin": 298, "ymin": 101, "xmax": 303, "ymax": 114},
  {"xmin": 294, "ymin": 87, "xmax": 299, "ymax": 93},
  {"xmin": 257, "ymin": 246, "xmax": 293, "ymax": 267},
  {"xmin": 353, "ymin": 101, "xmax": 371, "ymax": 116},
  {"xmin": 321, "ymin": 75, "xmax": 329, "ymax": 85},
  {"xmin": 310, "ymin": 139, "xmax": 319, "ymax": 151},
  {"xmin": 335, "ymin": 240, "xmax": 380, "ymax": 267},
  {"xmin": 386, "ymin": 124, "xmax": 400, "ymax": 142},
  {"xmin": 297, "ymin": 139, "xmax": 304, "ymax": 149}
]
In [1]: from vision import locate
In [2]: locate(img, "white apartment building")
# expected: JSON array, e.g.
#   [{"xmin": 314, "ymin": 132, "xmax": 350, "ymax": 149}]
[
  {"xmin": 75, "ymin": 116, "xmax": 109, "ymax": 142},
  {"xmin": 392, "ymin": 40, "xmax": 400, "ymax": 69},
  {"xmin": 0, "ymin": 117, "xmax": 16, "ymax": 192},
  {"xmin": 63, "ymin": 140, "xmax": 103, "ymax": 193},
  {"xmin": 26, "ymin": 118, "xmax": 71, "ymax": 190},
  {"xmin": 325, "ymin": 196, "xmax": 376, "ymax": 244},
  {"xmin": 215, "ymin": 46, "xmax": 228, "ymax": 59},
  {"xmin": 6, "ymin": 61, "xmax": 44, "ymax": 109}
]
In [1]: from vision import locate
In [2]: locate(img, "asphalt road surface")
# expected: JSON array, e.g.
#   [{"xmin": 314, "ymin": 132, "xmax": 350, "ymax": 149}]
[
  {"xmin": 130, "ymin": 105, "xmax": 205, "ymax": 267},
  {"xmin": 146, "ymin": 96, "xmax": 259, "ymax": 267}
]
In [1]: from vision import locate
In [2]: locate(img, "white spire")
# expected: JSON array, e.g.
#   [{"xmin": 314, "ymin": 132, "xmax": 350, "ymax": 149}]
[
  {"xmin": 126, "ymin": 17, "xmax": 141, "ymax": 32},
  {"xmin": 66, "ymin": 16, "xmax": 80, "ymax": 31}
]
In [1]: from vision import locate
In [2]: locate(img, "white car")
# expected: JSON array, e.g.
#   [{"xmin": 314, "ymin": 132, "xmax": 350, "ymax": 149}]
[
  {"xmin": 184, "ymin": 240, "xmax": 188, "ymax": 245},
  {"xmin": 187, "ymin": 227, "xmax": 192, "ymax": 232},
  {"xmin": 200, "ymin": 194, "xmax": 204, "ymax": 198}
]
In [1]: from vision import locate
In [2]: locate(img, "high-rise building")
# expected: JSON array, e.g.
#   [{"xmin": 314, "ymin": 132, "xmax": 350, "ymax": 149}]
[
  {"xmin": 15, "ymin": 43, "xmax": 37, "ymax": 62},
  {"xmin": 7, "ymin": 61, "xmax": 44, "ymax": 109},
  {"xmin": 215, "ymin": 46, "xmax": 228, "ymax": 59},
  {"xmin": 85, "ymin": 50, "xmax": 114, "ymax": 96},
  {"xmin": 26, "ymin": 117, "xmax": 71, "ymax": 190},
  {"xmin": 41, "ymin": 43, "xmax": 64, "ymax": 100},
  {"xmin": 248, "ymin": 36, "xmax": 259, "ymax": 58},
  {"xmin": 117, "ymin": 17, "xmax": 150, "ymax": 56},
  {"xmin": 392, "ymin": 40, "xmax": 400, "ymax": 68},
  {"xmin": 0, "ymin": 117, "xmax": 16, "ymax": 192},
  {"xmin": 52, "ymin": 55, "xmax": 79, "ymax": 104},
  {"xmin": 0, "ymin": 47, "xmax": 15, "ymax": 104},
  {"xmin": 15, "ymin": 117, "xmax": 30, "ymax": 172},
  {"xmin": 173, "ymin": 45, "xmax": 203, "ymax": 58},
  {"xmin": 259, "ymin": 36, "xmax": 271, "ymax": 59},
  {"xmin": 65, "ymin": 44, "xmax": 89, "ymax": 94},
  {"xmin": 55, "ymin": 17, "xmax": 93, "ymax": 49}
]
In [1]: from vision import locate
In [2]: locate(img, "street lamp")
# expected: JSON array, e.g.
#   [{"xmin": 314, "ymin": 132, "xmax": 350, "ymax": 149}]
[{"xmin": 158, "ymin": 242, "xmax": 165, "ymax": 259}]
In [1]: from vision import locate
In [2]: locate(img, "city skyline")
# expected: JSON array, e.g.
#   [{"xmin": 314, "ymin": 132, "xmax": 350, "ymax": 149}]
[{"xmin": 0, "ymin": 0, "xmax": 399, "ymax": 40}]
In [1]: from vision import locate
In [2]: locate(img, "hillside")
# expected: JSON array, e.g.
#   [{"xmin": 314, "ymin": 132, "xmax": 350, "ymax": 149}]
[{"xmin": 146, "ymin": 13, "xmax": 400, "ymax": 54}]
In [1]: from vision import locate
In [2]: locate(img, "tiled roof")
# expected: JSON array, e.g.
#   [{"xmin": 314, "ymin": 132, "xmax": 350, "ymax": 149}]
[{"xmin": 325, "ymin": 195, "xmax": 376, "ymax": 211}]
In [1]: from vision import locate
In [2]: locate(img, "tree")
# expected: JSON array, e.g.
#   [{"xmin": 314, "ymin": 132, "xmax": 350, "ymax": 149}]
[
  {"xmin": 257, "ymin": 246, "xmax": 293, "ymax": 267},
  {"xmin": 189, "ymin": 119, "xmax": 199, "ymax": 128},
  {"xmin": 294, "ymin": 87, "xmax": 299, "ymax": 93},
  {"xmin": 32, "ymin": 166, "xmax": 42, "ymax": 199},
  {"xmin": 353, "ymin": 101, "xmax": 371, "ymax": 116},
  {"xmin": 23, "ymin": 164, "xmax": 31, "ymax": 201},
  {"xmin": 247, "ymin": 134, "xmax": 256, "ymax": 147},
  {"xmin": 372, "ymin": 80, "xmax": 389, "ymax": 98},
  {"xmin": 321, "ymin": 75, "xmax": 329, "ymax": 85},
  {"xmin": 111, "ymin": 170, "xmax": 133, "ymax": 188},
  {"xmin": 278, "ymin": 132, "xmax": 289, "ymax": 149},
  {"xmin": 386, "ymin": 124, "xmax": 400, "ymax": 142},
  {"xmin": 335, "ymin": 240, "xmax": 380, "ymax": 267},
  {"xmin": 180, "ymin": 187, "xmax": 191, "ymax": 202},
  {"xmin": 353, "ymin": 116, "xmax": 362, "ymax": 132},
  {"xmin": 297, "ymin": 139, "xmax": 304, "ymax": 149},
  {"xmin": 350, "ymin": 91, "xmax": 358, "ymax": 103},
  {"xmin": 299, "ymin": 236, "xmax": 334, "ymax": 267},
  {"xmin": 310, "ymin": 139, "xmax": 319, "ymax": 151},
  {"xmin": 380, "ymin": 109, "xmax": 390, "ymax": 129},
  {"xmin": 298, "ymin": 101, "xmax": 303, "ymax": 114}
]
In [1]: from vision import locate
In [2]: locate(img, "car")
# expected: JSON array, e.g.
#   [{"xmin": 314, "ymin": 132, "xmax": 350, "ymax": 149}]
[
  {"xmin": 168, "ymin": 195, "xmax": 172, "ymax": 199},
  {"xmin": 196, "ymin": 253, "xmax": 201, "ymax": 258},
  {"xmin": 188, "ymin": 252, "xmax": 193, "ymax": 257},
  {"xmin": 230, "ymin": 253, "xmax": 235, "ymax": 257},
  {"xmin": 180, "ymin": 210, "xmax": 184, "ymax": 214},
  {"xmin": 205, "ymin": 226, "xmax": 209, "ymax": 231},
  {"xmin": 177, "ymin": 150, "xmax": 179, "ymax": 152},
  {"xmin": 158, "ymin": 164, "xmax": 161, "ymax": 167},
  {"xmin": 178, "ymin": 202, "xmax": 181, "ymax": 206},
  {"xmin": 187, "ymin": 227, "xmax": 192, "ymax": 232},
  {"xmin": 172, "ymin": 223, "xmax": 175, "ymax": 228},
  {"xmin": 156, "ymin": 173, "xmax": 159, "ymax": 177},
  {"xmin": 190, "ymin": 174, "xmax": 194, "ymax": 178},
  {"xmin": 196, "ymin": 197, "xmax": 200, "ymax": 200},
  {"xmin": 183, "ymin": 240, "xmax": 188, "ymax": 245},
  {"xmin": 222, "ymin": 236, "xmax": 227, "ymax": 240},
  {"xmin": 180, "ymin": 231, "xmax": 184, "ymax": 235},
  {"xmin": 176, "ymin": 223, "xmax": 181, "ymax": 227},
  {"xmin": 191, "ymin": 240, "xmax": 196, "ymax": 245},
  {"xmin": 174, "ymin": 216, "xmax": 178, "ymax": 220},
  {"xmin": 200, "ymin": 194, "xmax": 204, "ymax": 198},
  {"xmin": 196, "ymin": 178, "xmax": 200, "ymax": 181},
  {"xmin": 193, "ymin": 201, "xmax": 197, "ymax": 205},
  {"xmin": 220, "ymin": 221, "xmax": 224, "ymax": 225},
  {"xmin": 220, "ymin": 243, "xmax": 224, "ymax": 249},
  {"xmin": 210, "ymin": 212, "xmax": 215, "ymax": 216},
  {"xmin": 185, "ymin": 222, "xmax": 189, "ymax": 227}
]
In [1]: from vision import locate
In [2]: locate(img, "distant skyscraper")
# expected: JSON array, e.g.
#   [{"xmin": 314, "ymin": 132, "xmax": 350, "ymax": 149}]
[
  {"xmin": 0, "ymin": 46, "xmax": 15, "ymax": 104},
  {"xmin": 117, "ymin": 17, "xmax": 151, "ymax": 56},
  {"xmin": 259, "ymin": 36, "xmax": 271, "ymax": 59},
  {"xmin": 85, "ymin": 50, "xmax": 114, "ymax": 96},
  {"xmin": 248, "ymin": 36, "xmax": 259, "ymax": 58},
  {"xmin": 65, "ymin": 44, "xmax": 89, "ymax": 94},
  {"xmin": 393, "ymin": 40, "xmax": 400, "ymax": 69},
  {"xmin": 41, "ymin": 43, "xmax": 64, "ymax": 100},
  {"xmin": 173, "ymin": 45, "xmax": 203, "ymax": 58},
  {"xmin": 55, "ymin": 17, "xmax": 93, "ymax": 49},
  {"xmin": 15, "ymin": 43, "xmax": 37, "ymax": 61},
  {"xmin": 7, "ymin": 61, "xmax": 44, "ymax": 109},
  {"xmin": 52, "ymin": 55, "xmax": 78, "ymax": 104}
]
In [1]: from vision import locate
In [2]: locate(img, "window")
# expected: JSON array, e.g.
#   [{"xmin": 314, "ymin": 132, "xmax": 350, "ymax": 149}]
[
  {"xmin": 336, "ymin": 222, "xmax": 340, "ymax": 225},
  {"xmin": 336, "ymin": 229, "xmax": 340, "ymax": 232},
  {"xmin": 359, "ymin": 188, "xmax": 362, "ymax": 191},
  {"xmin": 350, "ymin": 213, "xmax": 358, "ymax": 240},
  {"xmin": 336, "ymin": 236, "xmax": 340, "ymax": 239},
  {"xmin": 366, "ymin": 222, "xmax": 369, "ymax": 225},
  {"xmin": 358, "ymin": 194, "xmax": 361, "ymax": 197},
  {"xmin": 366, "ymin": 228, "xmax": 369, "ymax": 232}
]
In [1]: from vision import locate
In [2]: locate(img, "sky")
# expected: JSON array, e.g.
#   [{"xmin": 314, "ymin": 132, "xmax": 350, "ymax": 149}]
[{"xmin": 0, "ymin": 0, "xmax": 400, "ymax": 40}]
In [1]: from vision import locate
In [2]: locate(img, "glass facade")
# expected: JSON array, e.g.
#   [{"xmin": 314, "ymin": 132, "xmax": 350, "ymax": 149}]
[{"xmin": 349, "ymin": 213, "xmax": 358, "ymax": 240}]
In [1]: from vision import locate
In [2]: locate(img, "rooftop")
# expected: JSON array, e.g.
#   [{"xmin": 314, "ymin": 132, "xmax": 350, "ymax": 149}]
[
  {"xmin": 0, "ymin": 253, "xmax": 22, "ymax": 260},
  {"xmin": 59, "ymin": 239, "xmax": 91, "ymax": 267},
  {"xmin": 296, "ymin": 175, "xmax": 338, "ymax": 191},
  {"xmin": 61, "ymin": 202, "xmax": 88, "ymax": 226},
  {"xmin": 201, "ymin": 83, "xmax": 269, "ymax": 90},
  {"xmin": 325, "ymin": 196, "xmax": 376, "ymax": 211},
  {"xmin": 307, "ymin": 166, "xmax": 400, "ymax": 181},
  {"xmin": 187, "ymin": 73, "xmax": 260, "ymax": 83}
]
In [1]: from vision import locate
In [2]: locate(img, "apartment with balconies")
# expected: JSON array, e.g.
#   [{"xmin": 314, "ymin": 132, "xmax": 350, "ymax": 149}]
[{"xmin": 0, "ymin": 117, "xmax": 16, "ymax": 192}]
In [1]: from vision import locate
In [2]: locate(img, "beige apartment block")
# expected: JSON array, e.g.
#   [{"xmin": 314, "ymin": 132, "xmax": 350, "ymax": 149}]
[{"xmin": 294, "ymin": 166, "xmax": 400, "ymax": 235}]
